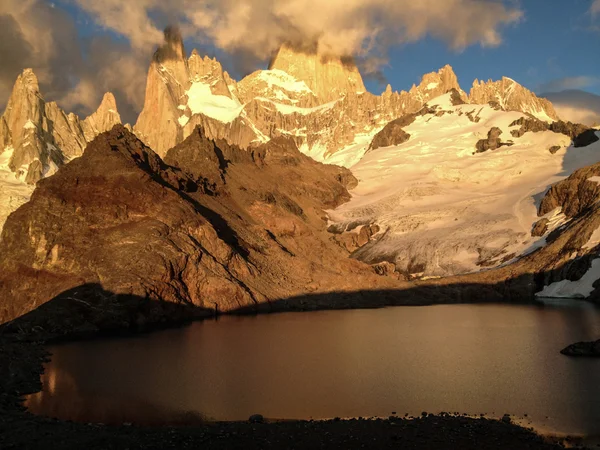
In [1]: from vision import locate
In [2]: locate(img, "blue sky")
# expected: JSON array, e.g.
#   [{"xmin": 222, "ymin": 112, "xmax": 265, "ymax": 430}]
[{"xmin": 368, "ymin": 0, "xmax": 600, "ymax": 96}]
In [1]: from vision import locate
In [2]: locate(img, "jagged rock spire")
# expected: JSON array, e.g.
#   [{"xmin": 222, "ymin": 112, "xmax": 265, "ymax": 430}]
[
  {"xmin": 269, "ymin": 43, "xmax": 366, "ymax": 103},
  {"xmin": 82, "ymin": 92, "xmax": 122, "ymax": 141}
]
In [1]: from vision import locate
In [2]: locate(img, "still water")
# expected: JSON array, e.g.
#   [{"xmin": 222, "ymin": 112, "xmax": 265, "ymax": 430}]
[{"xmin": 26, "ymin": 303, "xmax": 600, "ymax": 435}]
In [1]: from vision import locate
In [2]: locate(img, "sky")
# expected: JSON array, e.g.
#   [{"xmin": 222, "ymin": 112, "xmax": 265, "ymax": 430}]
[{"xmin": 0, "ymin": 0, "xmax": 599, "ymax": 124}]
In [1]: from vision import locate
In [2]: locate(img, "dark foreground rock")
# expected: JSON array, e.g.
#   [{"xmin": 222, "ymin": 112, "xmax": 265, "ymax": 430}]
[
  {"xmin": 561, "ymin": 339, "xmax": 600, "ymax": 357},
  {"xmin": 0, "ymin": 338, "xmax": 568, "ymax": 450}
]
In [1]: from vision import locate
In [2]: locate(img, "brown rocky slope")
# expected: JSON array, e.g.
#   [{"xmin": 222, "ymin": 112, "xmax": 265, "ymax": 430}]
[{"xmin": 0, "ymin": 125, "xmax": 401, "ymax": 333}]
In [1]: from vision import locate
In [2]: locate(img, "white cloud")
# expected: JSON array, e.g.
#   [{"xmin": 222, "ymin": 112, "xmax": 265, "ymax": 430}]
[
  {"xmin": 74, "ymin": 0, "xmax": 523, "ymax": 69},
  {"xmin": 0, "ymin": 0, "xmax": 150, "ymax": 123}
]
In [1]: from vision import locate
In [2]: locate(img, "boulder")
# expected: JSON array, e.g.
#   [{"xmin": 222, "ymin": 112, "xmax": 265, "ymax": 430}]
[{"xmin": 475, "ymin": 127, "xmax": 504, "ymax": 153}]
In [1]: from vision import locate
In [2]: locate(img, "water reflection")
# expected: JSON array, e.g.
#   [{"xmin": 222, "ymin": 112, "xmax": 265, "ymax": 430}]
[{"xmin": 26, "ymin": 303, "xmax": 600, "ymax": 434}]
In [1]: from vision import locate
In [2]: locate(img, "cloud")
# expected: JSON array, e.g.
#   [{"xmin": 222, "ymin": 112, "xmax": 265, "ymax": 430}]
[
  {"xmin": 592, "ymin": 0, "xmax": 600, "ymax": 15},
  {"xmin": 74, "ymin": 0, "xmax": 523, "ymax": 74},
  {"xmin": 543, "ymin": 90, "xmax": 600, "ymax": 126},
  {"xmin": 0, "ymin": 14, "xmax": 35, "ymax": 99},
  {"xmin": 0, "ymin": 0, "xmax": 149, "ymax": 124},
  {"xmin": 539, "ymin": 76, "xmax": 600, "ymax": 93},
  {"xmin": 1, "ymin": 0, "xmax": 523, "ymax": 122}
]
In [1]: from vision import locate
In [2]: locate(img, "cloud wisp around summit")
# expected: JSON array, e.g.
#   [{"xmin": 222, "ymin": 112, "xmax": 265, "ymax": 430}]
[{"xmin": 1, "ymin": 0, "xmax": 523, "ymax": 122}]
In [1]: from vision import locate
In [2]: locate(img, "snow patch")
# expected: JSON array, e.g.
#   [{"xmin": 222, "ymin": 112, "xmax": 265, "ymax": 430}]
[
  {"xmin": 178, "ymin": 115, "xmax": 189, "ymax": 127},
  {"xmin": 426, "ymin": 92, "xmax": 455, "ymax": 110},
  {"xmin": 584, "ymin": 227, "xmax": 600, "ymax": 250},
  {"xmin": 258, "ymin": 70, "xmax": 313, "ymax": 94},
  {"xmin": 536, "ymin": 259, "xmax": 600, "ymax": 298},
  {"xmin": 185, "ymin": 82, "xmax": 244, "ymax": 123},
  {"xmin": 259, "ymin": 98, "xmax": 337, "ymax": 116}
]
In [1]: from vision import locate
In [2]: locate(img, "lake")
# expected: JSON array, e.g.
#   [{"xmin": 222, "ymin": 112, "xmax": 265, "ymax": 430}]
[{"xmin": 26, "ymin": 302, "xmax": 600, "ymax": 436}]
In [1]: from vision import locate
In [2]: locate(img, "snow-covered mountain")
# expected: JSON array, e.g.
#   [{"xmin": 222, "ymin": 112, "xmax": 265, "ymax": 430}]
[
  {"xmin": 328, "ymin": 92, "xmax": 600, "ymax": 279},
  {"xmin": 133, "ymin": 29, "xmax": 558, "ymax": 166},
  {"xmin": 0, "ymin": 70, "xmax": 121, "ymax": 230},
  {"xmin": 1, "ymin": 28, "xmax": 587, "ymax": 286}
]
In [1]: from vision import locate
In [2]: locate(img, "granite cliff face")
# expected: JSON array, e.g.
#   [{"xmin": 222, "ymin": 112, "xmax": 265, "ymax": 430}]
[
  {"xmin": 0, "ymin": 126, "xmax": 400, "ymax": 329},
  {"xmin": 268, "ymin": 44, "xmax": 366, "ymax": 102}
]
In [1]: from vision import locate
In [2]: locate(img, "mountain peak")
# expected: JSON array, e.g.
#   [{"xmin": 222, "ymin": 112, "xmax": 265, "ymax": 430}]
[
  {"xmin": 153, "ymin": 26, "xmax": 185, "ymax": 63},
  {"xmin": 82, "ymin": 92, "xmax": 122, "ymax": 141},
  {"xmin": 99, "ymin": 92, "xmax": 118, "ymax": 111},
  {"xmin": 408, "ymin": 64, "xmax": 466, "ymax": 104},
  {"xmin": 269, "ymin": 43, "xmax": 366, "ymax": 103},
  {"xmin": 469, "ymin": 76, "xmax": 559, "ymax": 121},
  {"xmin": 17, "ymin": 68, "xmax": 40, "ymax": 92}
]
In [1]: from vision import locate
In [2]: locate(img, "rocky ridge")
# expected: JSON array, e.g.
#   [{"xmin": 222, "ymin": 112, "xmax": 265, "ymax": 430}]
[
  {"xmin": 0, "ymin": 125, "xmax": 400, "ymax": 331},
  {"xmin": 470, "ymin": 77, "xmax": 559, "ymax": 122}
]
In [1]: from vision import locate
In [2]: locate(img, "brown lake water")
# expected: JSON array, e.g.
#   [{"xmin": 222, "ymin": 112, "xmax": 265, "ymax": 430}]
[{"xmin": 26, "ymin": 302, "xmax": 600, "ymax": 435}]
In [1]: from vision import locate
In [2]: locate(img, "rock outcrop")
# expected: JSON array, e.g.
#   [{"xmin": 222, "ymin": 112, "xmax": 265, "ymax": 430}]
[
  {"xmin": 509, "ymin": 117, "xmax": 599, "ymax": 147},
  {"xmin": 475, "ymin": 127, "xmax": 511, "ymax": 153},
  {"xmin": 539, "ymin": 161, "xmax": 600, "ymax": 218},
  {"xmin": 561, "ymin": 340, "xmax": 600, "ymax": 357},
  {"xmin": 368, "ymin": 118, "xmax": 412, "ymax": 151},
  {"xmin": 531, "ymin": 219, "xmax": 549, "ymax": 237},
  {"xmin": 0, "ymin": 125, "xmax": 400, "ymax": 327}
]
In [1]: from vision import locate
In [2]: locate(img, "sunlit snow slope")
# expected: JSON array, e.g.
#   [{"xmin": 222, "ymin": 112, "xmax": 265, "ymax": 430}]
[
  {"xmin": 0, "ymin": 148, "xmax": 35, "ymax": 232},
  {"xmin": 329, "ymin": 93, "xmax": 600, "ymax": 278}
]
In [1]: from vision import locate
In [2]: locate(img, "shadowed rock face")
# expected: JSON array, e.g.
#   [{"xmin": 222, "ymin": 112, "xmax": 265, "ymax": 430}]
[{"xmin": 0, "ymin": 125, "xmax": 399, "ymax": 325}]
